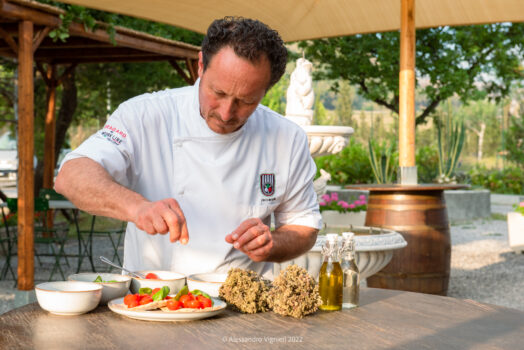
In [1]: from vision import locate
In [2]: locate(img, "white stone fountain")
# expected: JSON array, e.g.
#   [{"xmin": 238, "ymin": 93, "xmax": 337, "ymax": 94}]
[{"xmin": 273, "ymin": 57, "xmax": 407, "ymax": 279}]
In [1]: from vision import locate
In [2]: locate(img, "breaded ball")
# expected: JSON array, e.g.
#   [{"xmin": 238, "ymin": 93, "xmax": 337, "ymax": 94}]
[
  {"xmin": 269, "ymin": 265, "xmax": 321, "ymax": 318},
  {"xmin": 219, "ymin": 268, "xmax": 271, "ymax": 313}
]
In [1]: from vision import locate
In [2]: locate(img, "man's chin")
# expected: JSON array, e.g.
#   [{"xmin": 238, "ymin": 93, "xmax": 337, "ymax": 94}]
[{"xmin": 207, "ymin": 121, "xmax": 242, "ymax": 134}]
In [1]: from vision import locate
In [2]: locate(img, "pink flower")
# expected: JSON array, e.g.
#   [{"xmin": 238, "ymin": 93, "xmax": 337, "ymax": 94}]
[
  {"xmin": 520, "ymin": 202, "xmax": 524, "ymax": 207},
  {"xmin": 319, "ymin": 201, "xmax": 327, "ymax": 206},
  {"xmin": 349, "ymin": 203, "xmax": 356, "ymax": 209},
  {"xmin": 321, "ymin": 194, "xmax": 330, "ymax": 202},
  {"xmin": 330, "ymin": 192, "xmax": 339, "ymax": 201},
  {"xmin": 354, "ymin": 200, "xmax": 362, "ymax": 206},
  {"xmin": 338, "ymin": 201, "xmax": 350, "ymax": 209},
  {"xmin": 359, "ymin": 195, "xmax": 366, "ymax": 200}
]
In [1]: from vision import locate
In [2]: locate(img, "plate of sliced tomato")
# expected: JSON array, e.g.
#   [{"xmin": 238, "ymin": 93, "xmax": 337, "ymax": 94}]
[{"xmin": 108, "ymin": 286, "xmax": 226, "ymax": 322}]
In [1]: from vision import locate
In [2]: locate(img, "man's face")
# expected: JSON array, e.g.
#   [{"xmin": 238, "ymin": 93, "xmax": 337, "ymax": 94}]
[{"xmin": 198, "ymin": 46, "xmax": 271, "ymax": 134}]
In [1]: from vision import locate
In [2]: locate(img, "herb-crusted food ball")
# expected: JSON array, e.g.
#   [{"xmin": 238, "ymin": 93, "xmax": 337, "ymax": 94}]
[
  {"xmin": 219, "ymin": 268, "xmax": 271, "ymax": 313},
  {"xmin": 269, "ymin": 265, "xmax": 321, "ymax": 318}
]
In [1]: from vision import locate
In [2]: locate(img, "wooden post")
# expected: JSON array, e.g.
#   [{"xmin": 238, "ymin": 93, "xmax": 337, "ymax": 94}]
[
  {"xmin": 17, "ymin": 20, "xmax": 35, "ymax": 290},
  {"xmin": 43, "ymin": 64, "xmax": 57, "ymax": 231},
  {"xmin": 399, "ymin": 0, "xmax": 417, "ymax": 184}
]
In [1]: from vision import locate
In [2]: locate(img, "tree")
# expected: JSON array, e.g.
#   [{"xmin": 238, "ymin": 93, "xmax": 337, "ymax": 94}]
[
  {"xmin": 334, "ymin": 81, "xmax": 354, "ymax": 126},
  {"xmin": 299, "ymin": 24, "xmax": 524, "ymax": 126},
  {"xmin": 261, "ymin": 74, "xmax": 288, "ymax": 115}
]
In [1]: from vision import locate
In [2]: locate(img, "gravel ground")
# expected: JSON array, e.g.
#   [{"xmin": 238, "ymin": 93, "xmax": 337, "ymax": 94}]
[
  {"xmin": 448, "ymin": 218, "xmax": 524, "ymax": 310},
  {"xmin": 1, "ymin": 206, "xmax": 523, "ymax": 315}
]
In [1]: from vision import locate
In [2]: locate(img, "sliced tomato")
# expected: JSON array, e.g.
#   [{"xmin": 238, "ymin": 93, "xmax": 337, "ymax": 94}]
[
  {"xmin": 145, "ymin": 272, "xmax": 159, "ymax": 279},
  {"xmin": 123, "ymin": 294, "xmax": 139, "ymax": 306},
  {"xmin": 186, "ymin": 299, "xmax": 201, "ymax": 309},
  {"xmin": 139, "ymin": 295, "xmax": 153, "ymax": 305},
  {"xmin": 166, "ymin": 300, "xmax": 182, "ymax": 311},
  {"xmin": 151, "ymin": 288, "xmax": 161, "ymax": 295},
  {"xmin": 179, "ymin": 294, "xmax": 193, "ymax": 308},
  {"xmin": 197, "ymin": 295, "xmax": 212, "ymax": 308}
]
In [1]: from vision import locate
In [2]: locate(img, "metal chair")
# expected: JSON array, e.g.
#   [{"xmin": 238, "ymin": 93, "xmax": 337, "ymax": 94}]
[
  {"xmin": 78, "ymin": 216, "xmax": 126, "ymax": 272},
  {"xmin": 6, "ymin": 197, "xmax": 69, "ymax": 281},
  {"xmin": 0, "ymin": 204, "xmax": 17, "ymax": 286}
]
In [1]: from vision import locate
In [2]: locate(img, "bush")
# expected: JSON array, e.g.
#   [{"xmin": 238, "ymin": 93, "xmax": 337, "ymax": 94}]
[
  {"xmin": 468, "ymin": 165, "xmax": 524, "ymax": 194},
  {"xmin": 314, "ymin": 139, "xmax": 374, "ymax": 185},
  {"xmin": 415, "ymin": 145, "xmax": 440, "ymax": 183}
]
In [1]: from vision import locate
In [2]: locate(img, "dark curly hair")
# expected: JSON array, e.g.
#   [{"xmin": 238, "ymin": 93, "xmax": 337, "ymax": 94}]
[{"xmin": 201, "ymin": 16, "xmax": 287, "ymax": 90}]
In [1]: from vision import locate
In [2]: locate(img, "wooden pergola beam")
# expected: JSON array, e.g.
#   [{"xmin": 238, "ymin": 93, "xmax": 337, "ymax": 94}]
[
  {"xmin": 34, "ymin": 46, "xmax": 165, "ymax": 59},
  {"xmin": 0, "ymin": 1, "xmax": 199, "ymax": 59},
  {"xmin": 0, "ymin": 25, "xmax": 18, "ymax": 54},
  {"xmin": 17, "ymin": 19, "xmax": 34, "ymax": 291},
  {"xmin": 32, "ymin": 25, "xmax": 51, "ymax": 53},
  {"xmin": 169, "ymin": 59, "xmax": 193, "ymax": 85}
]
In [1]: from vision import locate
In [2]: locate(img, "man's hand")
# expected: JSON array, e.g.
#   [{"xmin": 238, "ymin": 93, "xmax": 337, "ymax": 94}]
[
  {"xmin": 225, "ymin": 218, "xmax": 273, "ymax": 262},
  {"xmin": 133, "ymin": 198, "xmax": 189, "ymax": 244}
]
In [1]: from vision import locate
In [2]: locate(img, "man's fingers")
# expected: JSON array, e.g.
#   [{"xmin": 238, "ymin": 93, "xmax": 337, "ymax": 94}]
[
  {"xmin": 165, "ymin": 199, "xmax": 187, "ymax": 244},
  {"xmin": 228, "ymin": 218, "xmax": 260, "ymax": 240},
  {"xmin": 233, "ymin": 223, "xmax": 266, "ymax": 248}
]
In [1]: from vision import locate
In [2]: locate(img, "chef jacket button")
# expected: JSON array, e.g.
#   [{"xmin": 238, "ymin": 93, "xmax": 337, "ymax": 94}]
[{"xmin": 178, "ymin": 190, "xmax": 184, "ymax": 195}]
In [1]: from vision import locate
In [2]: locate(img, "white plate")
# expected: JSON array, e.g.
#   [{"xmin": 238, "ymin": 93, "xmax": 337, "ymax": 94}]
[{"xmin": 108, "ymin": 297, "xmax": 226, "ymax": 322}]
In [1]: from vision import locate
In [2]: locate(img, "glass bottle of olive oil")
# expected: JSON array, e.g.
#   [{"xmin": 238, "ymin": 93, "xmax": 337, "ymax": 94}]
[
  {"xmin": 319, "ymin": 233, "xmax": 343, "ymax": 311},
  {"xmin": 341, "ymin": 232, "xmax": 360, "ymax": 309}
]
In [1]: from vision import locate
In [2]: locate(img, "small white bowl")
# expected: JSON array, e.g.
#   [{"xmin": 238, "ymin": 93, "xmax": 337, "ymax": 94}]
[
  {"xmin": 35, "ymin": 281, "xmax": 102, "ymax": 315},
  {"xmin": 68, "ymin": 273, "xmax": 131, "ymax": 304},
  {"xmin": 130, "ymin": 270, "xmax": 186, "ymax": 295},
  {"xmin": 187, "ymin": 273, "xmax": 227, "ymax": 298}
]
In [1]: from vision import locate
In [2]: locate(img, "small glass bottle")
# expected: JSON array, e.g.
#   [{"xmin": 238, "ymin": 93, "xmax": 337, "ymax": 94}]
[
  {"xmin": 341, "ymin": 231, "xmax": 360, "ymax": 309},
  {"xmin": 319, "ymin": 233, "xmax": 343, "ymax": 311}
]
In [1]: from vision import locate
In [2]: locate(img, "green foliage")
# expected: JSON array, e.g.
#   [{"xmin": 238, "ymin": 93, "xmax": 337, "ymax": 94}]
[
  {"xmin": 314, "ymin": 139, "xmax": 375, "ymax": 185},
  {"xmin": 313, "ymin": 95, "xmax": 328, "ymax": 124},
  {"xmin": 436, "ymin": 117, "xmax": 466, "ymax": 183},
  {"xmin": 299, "ymin": 24, "xmax": 524, "ymax": 125},
  {"xmin": 415, "ymin": 145, "xmax": 440, "ymax": 183},
  {"xmin": 368, "ymin": 138, "xmax": 397, "ymax": 184},
  {"xmin": 513, "ymin": 202, "xmax": 524, "ymax": 215},
  {"xmin": 261, "ymin": 75, "xmax": 288, "ymax": 115},
  {"xmin": 334, "ymin": 81, "xmax": 354, "ymax": 126},
  {"xmin": 504, "ymin": 114, "xmax": 524, "ymax": 166},
  {"xmin": 454, "ymin": 98, "xmax": 500, "ymax": 160},
  {"xmin": 468, "ymin": 165, "xmax": 524, "ymax": 194}
]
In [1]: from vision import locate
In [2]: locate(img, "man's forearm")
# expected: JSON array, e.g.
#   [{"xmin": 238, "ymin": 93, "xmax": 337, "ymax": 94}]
[
  {"xmin": 54, "ymin": 157, "xmax": 147, "ymax": 222},
  {"xmin": 268, "ymin": 225, "xmax": 318, "ymax": 262}
]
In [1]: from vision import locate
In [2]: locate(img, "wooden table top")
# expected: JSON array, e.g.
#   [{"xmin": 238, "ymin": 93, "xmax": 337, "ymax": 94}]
[{"xmin": 1, "ymin": 288, "xmax": 523, "ymax": 349}]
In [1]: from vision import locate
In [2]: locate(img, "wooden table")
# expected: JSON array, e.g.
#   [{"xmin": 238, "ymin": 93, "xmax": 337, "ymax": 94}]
[{"xmin": 1, "ymin": 288, "xmax": 523, "ymax": 349}]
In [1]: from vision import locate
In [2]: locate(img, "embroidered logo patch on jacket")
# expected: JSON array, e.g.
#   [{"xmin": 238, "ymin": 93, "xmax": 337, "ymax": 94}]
[{"xmin": 260, "ymin": 173, "xmax": 275, "ymax": 197}]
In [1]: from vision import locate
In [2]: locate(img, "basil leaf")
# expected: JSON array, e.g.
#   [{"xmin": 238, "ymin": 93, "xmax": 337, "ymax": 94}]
[
  {"xmin": 93, "ymin": 275, "xmax": 103, "ymax": 283},
  {"xmin": 152, "ymin": 286, "xmax": 170, "ymax": 301},
  {"xmin": 174, "ymin": 285, "xmax": 188, "ymax": 301},
  {"xmin": 191, "ymin": 289, "xmax": 211, "ymax": 300},
  {"xmin": 139, "ymin": 287, "xmax": 152, "ymax": 295}
]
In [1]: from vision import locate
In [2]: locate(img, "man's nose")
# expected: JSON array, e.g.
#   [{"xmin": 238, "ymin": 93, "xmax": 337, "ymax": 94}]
[{"xmin": 218, "ymin": 99, "xmax": 235, "ymax": 122}]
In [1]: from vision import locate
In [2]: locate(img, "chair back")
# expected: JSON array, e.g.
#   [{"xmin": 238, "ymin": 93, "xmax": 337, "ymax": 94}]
[{"xmin": 6, "ymin": 197, "xmax": 49, "ymax": 214}]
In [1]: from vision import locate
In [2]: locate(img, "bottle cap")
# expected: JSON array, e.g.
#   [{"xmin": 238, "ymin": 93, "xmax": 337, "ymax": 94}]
[
  {"xmin": 326, "ymin": 233, "xmax": 339, "ymax": 243},
  {"xmin": 342, "ymin": 232, "xmax": 355, "ymax": 240}
]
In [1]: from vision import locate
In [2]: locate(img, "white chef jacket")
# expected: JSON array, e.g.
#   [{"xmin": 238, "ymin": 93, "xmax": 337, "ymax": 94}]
[{"xmin": 61, "ymin": 79, "xmax": 322, "ymax": 279}]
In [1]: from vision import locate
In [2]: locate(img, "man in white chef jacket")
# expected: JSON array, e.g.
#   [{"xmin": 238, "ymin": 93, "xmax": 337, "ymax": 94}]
[{"xmin": 55, "ymin": 17, "xmax": 322, "ymax": 279}]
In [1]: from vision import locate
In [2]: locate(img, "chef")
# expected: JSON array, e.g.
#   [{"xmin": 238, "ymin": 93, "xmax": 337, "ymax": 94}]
[{"xmin": 55, "ymin": 17, "xmax": 322, "ymax": 278}]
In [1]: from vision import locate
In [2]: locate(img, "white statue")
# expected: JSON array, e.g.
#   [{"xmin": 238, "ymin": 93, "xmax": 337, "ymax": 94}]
[
  {"xmin": 313, "ymin": 169, "xmax": 332, "ymax": 200},
  {"xmin": 285, "ymin": 57, "xmax": 315, "ymax": 126}
]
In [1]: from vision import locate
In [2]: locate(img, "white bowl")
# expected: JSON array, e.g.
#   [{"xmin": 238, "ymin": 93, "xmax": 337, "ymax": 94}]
[
  {"xmin": 35, "ymin": 281, "xmax": 102, "ymax": 315},
  {"xmin": 68, "ymin": 273, "xmax": 131, "ymax": 304},
  {"xmin": 130, "ymin": 270, "xmax": 186, "ymax": 295},
  {"xmin": 187, "ymin": 273, "xmax": 227, "ymax": 298}
]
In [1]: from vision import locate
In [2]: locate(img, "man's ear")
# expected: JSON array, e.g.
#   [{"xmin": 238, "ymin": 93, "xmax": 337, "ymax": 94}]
[{"xmin": 198, "ymin": 51, "xmax": 204, "ymax": 78}]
